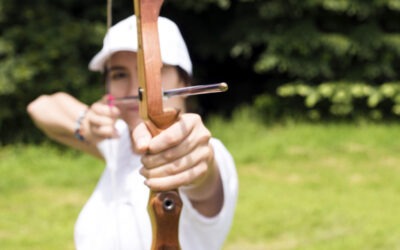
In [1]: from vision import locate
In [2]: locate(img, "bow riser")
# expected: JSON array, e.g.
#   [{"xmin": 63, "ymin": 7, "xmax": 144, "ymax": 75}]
[{"xmin": 133, "ymin": 0, "xmax": 182, "ymax": 249}]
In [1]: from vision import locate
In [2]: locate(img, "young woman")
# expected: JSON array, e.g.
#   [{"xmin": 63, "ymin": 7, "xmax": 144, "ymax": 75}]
[{"xmin": 27, "ymin": 15, "xmax": 237, "ymax": 249}]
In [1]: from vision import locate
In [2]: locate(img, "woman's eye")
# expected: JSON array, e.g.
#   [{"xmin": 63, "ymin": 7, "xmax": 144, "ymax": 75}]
[{"xmin": 111, "ymin": 71, "xmax": 128, "ymax": 80}]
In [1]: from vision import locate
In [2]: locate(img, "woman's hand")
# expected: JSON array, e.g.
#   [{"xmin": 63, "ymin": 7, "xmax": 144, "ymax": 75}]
[
  {"xmin": 132, "ymin": 113, "xmax": 223, "ymax": 216},
  {"xmin": 83, "ymin": 96, "xmax": 121, "ymax": 144}
]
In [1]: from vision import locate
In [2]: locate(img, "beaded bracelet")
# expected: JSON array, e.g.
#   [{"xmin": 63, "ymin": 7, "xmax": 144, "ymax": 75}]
[{"xmin": 74, "ymin": 109, "xmax": 88, "ymax": 142}]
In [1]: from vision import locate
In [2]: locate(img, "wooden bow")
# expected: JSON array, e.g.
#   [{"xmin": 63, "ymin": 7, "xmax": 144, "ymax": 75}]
[{"xmin": 132, "ymin": 0, "xmax": 182, "ymax": 249}]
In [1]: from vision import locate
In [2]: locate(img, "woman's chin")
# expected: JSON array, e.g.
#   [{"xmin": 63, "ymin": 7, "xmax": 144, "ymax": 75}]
[{"xmin": 122, "ymin": 115, "xmax": 141, "ymax": 129}]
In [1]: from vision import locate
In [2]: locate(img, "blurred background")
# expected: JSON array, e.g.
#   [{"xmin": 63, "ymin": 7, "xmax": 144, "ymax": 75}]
[
  {"xmin": 2, "ymin": 0, "xmax": 400, "ymax": 249},
  {"xmin": 4, "ymin": 0, "xmax": 400, "ymax": 143}
]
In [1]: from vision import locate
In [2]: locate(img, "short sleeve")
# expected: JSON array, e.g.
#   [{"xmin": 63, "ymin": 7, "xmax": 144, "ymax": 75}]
[{"xmin": 179, "ymin": 138, "xmax": 238, "ymax": 250}]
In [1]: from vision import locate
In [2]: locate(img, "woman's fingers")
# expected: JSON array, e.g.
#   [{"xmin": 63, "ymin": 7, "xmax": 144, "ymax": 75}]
[
  {"xmin": 131, "ymin": 122, "xmax": 153, "ymax": 154},
  {"xmin": 85, "ymin": 98, "xmax": 120, "ymax": 141},
  {"xmin": 143, "ymin": 161, "xmax": 209, "ymax": 191},
  {"xmin": 138, "ymin": 114, "xmax": 211, "ymax": 167},
  {"xmin": 134, "ymin": 113, "xmax": 214, "ymax": 191},
  {"xmin": 140, "ymin": 143, "xmax": 210, "ymax": 178}
]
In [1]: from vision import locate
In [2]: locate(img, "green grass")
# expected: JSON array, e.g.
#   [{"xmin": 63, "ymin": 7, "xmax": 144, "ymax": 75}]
[
  {"xmin": 3, "ymin": 117, "xmax": 400, "ymax": 249},
  {"xmin": 0, "ymin": 144, "xmax": 103, "ymax": 250},
  {"xmin": 210, "ymin": 115, "xmax": 400, "ymax": 250}
]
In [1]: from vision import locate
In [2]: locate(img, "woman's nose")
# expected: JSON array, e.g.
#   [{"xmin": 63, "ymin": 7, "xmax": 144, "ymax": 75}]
[{"xmin": 127, "ymin": 79, "xmax": 139, "ymax": 97}]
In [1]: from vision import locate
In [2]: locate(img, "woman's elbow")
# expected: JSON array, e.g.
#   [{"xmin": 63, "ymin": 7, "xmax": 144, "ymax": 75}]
[
  {"xmin": 27, "ymin": 92, "xmax": 65, "ymax": 117},
  {"xmin": 27, "ymin": 95, "xmax": 50, "ymax": 117}
]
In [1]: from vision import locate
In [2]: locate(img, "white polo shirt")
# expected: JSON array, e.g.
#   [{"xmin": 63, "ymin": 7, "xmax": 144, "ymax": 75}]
[{"xmin": 74, "ymin": 120, "xmax": 238, "ymax": 250}]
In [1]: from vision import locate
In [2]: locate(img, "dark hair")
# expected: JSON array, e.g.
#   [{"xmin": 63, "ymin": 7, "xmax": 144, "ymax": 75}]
[
  {"xmin": 176, "ymin": 66, "xmax": 192, "ymax": 86},
  {"xmin": 176, "ymin": 66, "xmax": 200, "ymax": 113}
]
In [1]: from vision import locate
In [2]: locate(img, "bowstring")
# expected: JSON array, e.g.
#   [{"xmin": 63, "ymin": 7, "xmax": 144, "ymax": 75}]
[{"xmin": 105, "ymin": 1, "xmax": 122, "ymax": 249}]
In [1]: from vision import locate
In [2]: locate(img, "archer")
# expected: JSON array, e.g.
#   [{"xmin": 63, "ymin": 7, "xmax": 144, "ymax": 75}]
[{"xmin": 27, "ymin": 14, "xmax": 238, "ymax": 250}]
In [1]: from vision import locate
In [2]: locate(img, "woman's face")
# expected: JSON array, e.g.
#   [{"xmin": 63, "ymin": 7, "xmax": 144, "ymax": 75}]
[{"xmin": 107, "ymin": 51, "xmax": 186, "ymax": 129}]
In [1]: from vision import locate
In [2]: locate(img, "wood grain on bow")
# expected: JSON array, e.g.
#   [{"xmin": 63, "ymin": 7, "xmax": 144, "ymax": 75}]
[{"xmin": 133, "ymin": 0, "xmax": 182, "ymax": 249}]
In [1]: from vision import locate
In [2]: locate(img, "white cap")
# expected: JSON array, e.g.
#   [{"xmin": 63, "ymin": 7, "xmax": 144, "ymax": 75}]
[{"xmin": 89, "ymin": 15, "xmax": 192, "ymax": 75}]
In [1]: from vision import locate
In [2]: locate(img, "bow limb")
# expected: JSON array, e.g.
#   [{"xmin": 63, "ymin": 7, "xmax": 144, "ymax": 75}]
[{"xmin": 133, "ymin": 0, "xmax": 182, "ymax": 249}]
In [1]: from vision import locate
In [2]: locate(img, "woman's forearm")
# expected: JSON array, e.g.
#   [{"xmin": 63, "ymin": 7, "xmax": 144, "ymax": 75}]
[{"xmin": 27, "ymin": 92, "xmax": 102, "ymax": 158}]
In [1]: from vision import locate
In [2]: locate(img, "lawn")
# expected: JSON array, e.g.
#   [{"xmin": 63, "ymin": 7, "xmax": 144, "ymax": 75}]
[{"xmin": 2, "ymin": 118, "xmax": 400, "ymax": 249}]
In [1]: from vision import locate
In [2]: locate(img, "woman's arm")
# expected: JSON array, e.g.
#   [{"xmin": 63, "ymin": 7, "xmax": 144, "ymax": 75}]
[{"xmin": 27, "ymin": 92, "xmax": 119, "ymax": 159}]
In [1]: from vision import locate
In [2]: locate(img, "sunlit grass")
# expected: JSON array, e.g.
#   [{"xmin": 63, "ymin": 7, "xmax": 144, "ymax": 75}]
[
  {"xmin": 2, "ymin": 115, "xmax": 400, "ymax": 249},
  {"xmin": 209, "ymin": 111, "xmax": 400, "ymax": 250},
  {"xmin": 0, "ymin": 144, "xmax": 103, "ymax": 250}
]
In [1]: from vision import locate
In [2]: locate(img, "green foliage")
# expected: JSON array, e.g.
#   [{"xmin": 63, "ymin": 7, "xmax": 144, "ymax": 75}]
[
  {"xmin": 250, "ymin": 0, "xmax": 400, "ymax": 120},
  {"xmin": 166, "ymin": 0, "xmax": 400, "ymax": 121},
  {"xmin": 0, "ymin": 0, "xmax": 249, "ymax": 144},
  {"xmin": 168, "ymin": 0, "xmax": 232, "ymax": 11},
  {"xmin": 276, "ymin": 81, "xmax": 400, "ymax": 120},
  {"xmin": 3, "ymin": 0, "xmax": 400, "ymax": 143},
  {"xmin": 0, "ymin": 0, "xmax": 107, "ymax": 143}
]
